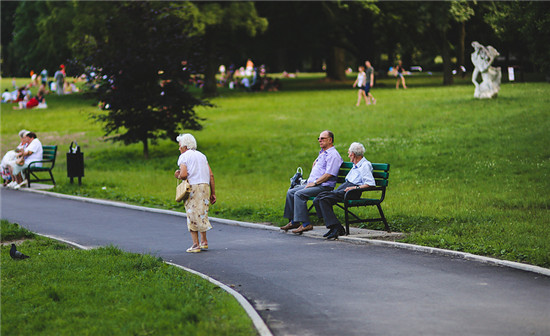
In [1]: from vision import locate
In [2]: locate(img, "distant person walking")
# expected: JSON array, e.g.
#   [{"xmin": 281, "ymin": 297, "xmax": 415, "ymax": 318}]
[
  {"xmin": 174, "ymin": 134, "xmax": 216, "ymax": 253},
  {"xmin": 395, "ymin": 60, "xmax": 407, "ymax": 89},
  {"xmin": 40, "ymin": 68, "xmax": 48, "ymax": 87},
  {"xmin": 353, "ymin": 66, "xmax": 369, "ymax": 106},
  {"xmin": 364, "ymin": 60, "xmax": 376, "ymax": 104},
  {"xmin": 54, "ymin": 65, "xmax": 65, "ymax": 95}
]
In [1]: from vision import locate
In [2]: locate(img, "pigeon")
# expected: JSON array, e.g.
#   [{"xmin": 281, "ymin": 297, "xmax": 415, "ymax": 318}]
[{"xmin": 10, "ymin": 243, "xmax": 30, "ymax": 260}]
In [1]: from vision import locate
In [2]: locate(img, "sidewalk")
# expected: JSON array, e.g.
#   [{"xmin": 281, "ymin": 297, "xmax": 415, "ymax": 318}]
[
  {"xmin": 16, "ymin": 183, "xmax": 550, "ymax": 277},
  {"xmin": 3, "ymin": 187, "xmax": 550, "ymax": 336}
]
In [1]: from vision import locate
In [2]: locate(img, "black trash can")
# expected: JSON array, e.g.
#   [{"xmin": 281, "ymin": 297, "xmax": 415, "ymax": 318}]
[{"xmin": 67, "ymin": 142, "xmax": 84, "ymax": 185}]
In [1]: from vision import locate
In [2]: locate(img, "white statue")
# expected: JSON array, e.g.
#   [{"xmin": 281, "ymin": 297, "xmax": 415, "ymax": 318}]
[{"xmin": 471, "ymin": 41, "xmax": 502, "ymax": 99}]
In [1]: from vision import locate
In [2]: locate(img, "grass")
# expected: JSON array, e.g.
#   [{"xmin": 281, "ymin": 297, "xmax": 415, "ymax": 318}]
[
  {"xmin": 1, "ymin": 73, "xmax": 549, "ymax": 268},
  {"xmin": 0, "ymin": 220, "xmax": 257, "ymax": 335}
]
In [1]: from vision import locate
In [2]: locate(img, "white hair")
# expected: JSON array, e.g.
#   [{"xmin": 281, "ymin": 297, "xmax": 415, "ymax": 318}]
[
  {"xmin": 348, "ymin": 142, "xmax": 365, "ymax": 157},
  {"xmin": 176, "ymin": 133, "xmax": 197, "ymax": 150},
  {"xmin": 19, "ymin": 129, "xmax": 29, "ymax": 138}
]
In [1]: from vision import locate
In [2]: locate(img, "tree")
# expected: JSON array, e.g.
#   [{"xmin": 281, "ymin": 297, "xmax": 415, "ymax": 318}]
[
  {"xmin": 1, "ymin": 1, "xmax": 19, "ymax": 76},
  {"xmin": 7, "ymin": 1, "xmax": 75, "ymax": 77},
  {"xmin": 72, "ymin": 2, "xmax": 211, "ymax": 158},
  {"xmin": 173, "ymin": 2, "xmax": 267, "ymax": 97},
  {"xmin": 484, "ymin": 1, "xmax": 550, "ymax": 77},
  {"xmin": 450, "ymin": 1, "xmax": 475, "ymax": 77}
]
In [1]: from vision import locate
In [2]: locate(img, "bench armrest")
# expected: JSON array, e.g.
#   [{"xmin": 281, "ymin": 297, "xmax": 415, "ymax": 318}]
[
  {"xmin": 344, "ymin": 185, "xmax": 385, "ymax": 201},
  {"xmin": 27, "ymin": 159, "xmax": 54, "ymax": 169}
]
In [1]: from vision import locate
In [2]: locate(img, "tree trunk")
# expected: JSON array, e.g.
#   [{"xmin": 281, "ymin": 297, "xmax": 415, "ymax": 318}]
[
  {"xmin": 202, "ymin": 33, "xmax": 218, "ymax": 98},
  {"xmin": 326, "ymin": 46, "xmax": 346, "ymax": 81},
  {"xmin": 442, "ymin": 30, "xmax": 453, "ymax": 86},
  {"xmin": 459, "ymin": 21, "xmax": 466, "ymax": 77},
  {"xmin": 142, "ymin": 138, "xmax": 149, "ymax": 159}
]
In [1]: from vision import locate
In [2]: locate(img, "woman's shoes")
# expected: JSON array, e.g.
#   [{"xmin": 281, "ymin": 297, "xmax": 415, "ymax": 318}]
[
  {"xmin": 186, "ymin": 243, "xmax": 208, "ymax": 253},
  {"xmin": 186, "ymin": 245, "xmax": 201, "ymax": 253}
]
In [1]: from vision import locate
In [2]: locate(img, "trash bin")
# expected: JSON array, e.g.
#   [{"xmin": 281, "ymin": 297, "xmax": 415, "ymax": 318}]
[{"xmin": 67, "ymin": 141, "xmax": 84, "ymax": 185}]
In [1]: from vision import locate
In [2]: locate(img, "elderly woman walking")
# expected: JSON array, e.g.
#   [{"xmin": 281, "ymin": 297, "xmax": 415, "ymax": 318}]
[{"xmin": 174, "ymin": 134, "xmax": 216, "ymax": 253}]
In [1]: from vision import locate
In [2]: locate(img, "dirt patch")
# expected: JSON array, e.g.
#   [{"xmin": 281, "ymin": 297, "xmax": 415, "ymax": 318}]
[{"xmin": 1, "ymin": 239, "xmax": 30, "ymax": 246}]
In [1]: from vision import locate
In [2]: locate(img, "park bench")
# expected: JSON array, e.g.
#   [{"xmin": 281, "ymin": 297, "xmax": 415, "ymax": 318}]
[
  {"xmin": 25, "ymin": 145, "xmax": 57, "ymax": 187},
  {"xmin": 307, "ymin": 162, "xmax": 390, "ymax": 234}
]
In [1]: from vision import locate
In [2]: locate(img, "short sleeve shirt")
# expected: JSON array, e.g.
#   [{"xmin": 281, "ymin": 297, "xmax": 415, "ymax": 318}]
[
  {"xmin": 307, "ymin": 146, "xmax": 343, "ymax": 188},
  {"xmin": 177, "ymin": 150, "xmax": 210, "ymax": 185},
  {"xmin": 365, "ymin": 67, "xmax": 374, "ymax": 84},
  {"xmin": 345, "ymin": 157, "xmax": 375, "ymax": 186},
  {"xmin": 25, "ymin": 138, "xmax": 43, "ymax": 167}
]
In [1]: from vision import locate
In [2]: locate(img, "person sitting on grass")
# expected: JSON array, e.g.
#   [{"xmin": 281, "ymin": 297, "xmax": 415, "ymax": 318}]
[
  {"xmin": 312, "ymin": 142, "xmax": 375, "ymax": 240},
  {"xmin": 12, "ymin": 92, "xmax": 46, "ymax": 110}
]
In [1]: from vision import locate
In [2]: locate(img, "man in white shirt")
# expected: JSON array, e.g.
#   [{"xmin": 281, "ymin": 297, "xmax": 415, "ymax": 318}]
[
  {"xmin": 313, "ymin": 142, "xmax": 375, "ymax": 239},
  {"xmin": 11, "ymin": 132, "xmax": 43, "ymax": 189}
]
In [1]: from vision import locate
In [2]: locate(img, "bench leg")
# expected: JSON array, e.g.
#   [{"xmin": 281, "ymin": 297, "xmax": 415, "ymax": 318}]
[
  {"xmin": 344, "ymin": 207, "xmax": 350, "ymax": 235},
  {"xmin": 377, "ymin": 204, "xmax": 390, "ymax": 232},
  {"xmin": 25, "ymin": 169, "xmax": 31, "ymax": 188}
]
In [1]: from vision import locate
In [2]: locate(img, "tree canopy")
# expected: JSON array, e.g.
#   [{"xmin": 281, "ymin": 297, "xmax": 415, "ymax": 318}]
[
  {"xmin": 2, "ymin": 1, "xmax": 549, "ymax": 82},
  {"xmin": 73, "ymin": 1, "xmax": 211, "ymax": 158}
]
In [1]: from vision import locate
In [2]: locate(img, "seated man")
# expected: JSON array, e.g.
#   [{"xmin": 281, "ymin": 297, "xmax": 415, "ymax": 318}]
[
  {"xmin": 281, "ymin": 130, "xmax": 343, "ymax": 234},
  {"xmin": 11, "ymin": 132, "xmax": 43, "ymax": 189},
  {"xmin": 313, "ymin": 142, "xmax": 375, "ymax": 239}
]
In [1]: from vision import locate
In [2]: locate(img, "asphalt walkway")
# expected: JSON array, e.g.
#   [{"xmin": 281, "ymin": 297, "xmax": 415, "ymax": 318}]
[{"xmin": 2, "ymin": 188, "xmax": 549, "ymax": 336}]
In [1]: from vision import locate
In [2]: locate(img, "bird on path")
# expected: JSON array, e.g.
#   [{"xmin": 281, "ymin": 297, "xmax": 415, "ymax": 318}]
[{"xmin": 10, "ymin": 243, "xmax": 30, "ymax": 260}]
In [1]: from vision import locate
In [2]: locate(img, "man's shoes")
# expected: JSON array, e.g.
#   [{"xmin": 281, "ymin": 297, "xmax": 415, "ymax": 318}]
[
  {"xmin": 323, "ymin": 228, "xmax": 335, "ymax": 238},
  {"xmin": 281, "ymin": 222, "xmax": 300, "ymax": 231},
  {"xmin": 292, "ymin": 224, "xmax": 313, "ymax": 234},
  {"xmin": 338, "ymin": 225, "xmax": 346, "ymax": 236},
  {"xmin": 326, "ymin": 225, "xmax": 345, "ymax": 240}
]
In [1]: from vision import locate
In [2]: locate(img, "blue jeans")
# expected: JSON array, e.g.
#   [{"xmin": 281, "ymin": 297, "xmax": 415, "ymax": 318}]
[{"xmin": 284, "ymin": 184, "xmax": 332, "ymax": 223}]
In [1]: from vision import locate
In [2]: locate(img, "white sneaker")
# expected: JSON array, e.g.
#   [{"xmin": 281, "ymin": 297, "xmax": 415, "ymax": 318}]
[
  {"xmin": 7, "ymin": 181, "xmax": 17, "ymax": 188},
  {"xmin": 14, "ymin": 180, "xmax": 27, "ymax": 190}
]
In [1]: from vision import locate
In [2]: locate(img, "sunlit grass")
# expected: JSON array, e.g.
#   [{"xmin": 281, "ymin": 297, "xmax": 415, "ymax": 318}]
[
  {"xmin": 1, "ymin": 75, "xmax": 549, "ymax": 267},
  {"xmin": 0, "ymin": 221, "xmax": 256, "ymax": 336}
]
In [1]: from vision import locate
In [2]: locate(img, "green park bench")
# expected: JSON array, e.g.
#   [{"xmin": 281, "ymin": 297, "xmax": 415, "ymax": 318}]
[
  {"xmin": 307, "ymin": 162, "xmax": 391, "ymax": 234},
  {"xmin": 25, "ymin": 145, "xmax": 57, "ymax": 187}
]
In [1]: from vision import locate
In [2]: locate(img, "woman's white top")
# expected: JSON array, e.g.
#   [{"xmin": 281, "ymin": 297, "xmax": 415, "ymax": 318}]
[
  {"xmin": 177, "ymin": 149, "xmax": 210, "ymax": 185},
  {"xmin": 356, "ymin": 72, "xmax": 366, "ymax": 87}
]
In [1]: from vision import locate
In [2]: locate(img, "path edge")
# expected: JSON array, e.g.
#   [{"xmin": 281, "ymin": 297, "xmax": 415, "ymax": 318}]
[
  {"xmin": 36, "ymin": 232, "xmax": 273, "ymax": 336},
  {"xmin": 23, "ymin": 188, "xmax": 550, "ymax": 277}
]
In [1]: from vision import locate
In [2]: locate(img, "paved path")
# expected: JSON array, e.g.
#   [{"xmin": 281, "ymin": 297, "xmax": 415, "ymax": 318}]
[{"xmin": 2, "ymin": 189, "xmax": 549, "ymax": 336}]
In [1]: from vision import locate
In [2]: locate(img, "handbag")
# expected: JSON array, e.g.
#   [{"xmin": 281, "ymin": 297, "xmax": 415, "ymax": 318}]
[
  {"xmin": 175, "ymin": 179, "xmax": 191, "ymax": 202},
  {"xmin": 290, "ymin": 167, "xmax": 305, "ymax": 188}
]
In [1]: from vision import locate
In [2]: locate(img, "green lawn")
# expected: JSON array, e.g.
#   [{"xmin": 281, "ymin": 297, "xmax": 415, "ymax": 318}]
[
  {"xmin": 1, "ymin": 221, "xmax": 257, "ymax": 336},
  {"xmin": 1, "ymin": 74, "xmax": 549, "ymax": 267}
]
